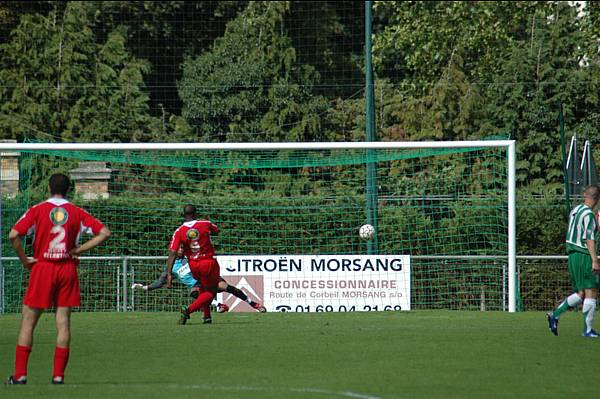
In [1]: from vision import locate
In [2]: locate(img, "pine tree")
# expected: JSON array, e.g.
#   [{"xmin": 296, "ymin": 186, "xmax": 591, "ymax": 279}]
[{"xmin": 0, "ymin": 2, "xmax": 158, "ymax": 142}]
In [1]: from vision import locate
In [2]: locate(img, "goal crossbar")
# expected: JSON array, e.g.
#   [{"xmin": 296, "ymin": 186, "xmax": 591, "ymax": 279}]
[{"xmin": 0, "ymin": 140, "xmax": 513, "ymax": 151}]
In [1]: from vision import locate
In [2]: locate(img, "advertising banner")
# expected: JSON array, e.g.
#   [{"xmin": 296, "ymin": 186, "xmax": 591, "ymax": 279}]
[{"xmin": 215, "ymin": 255, "xmax": 410, "ymax": 312}]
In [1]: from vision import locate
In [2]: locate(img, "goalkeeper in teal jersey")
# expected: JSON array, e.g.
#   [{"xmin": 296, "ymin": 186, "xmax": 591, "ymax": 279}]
[
  {"xmin": 132, "ymin": 245, "xmax": 266, "ymax": 313},
  {"xmin": 547, "ymin": 185, "xmax": 600, "ymax": 338}
]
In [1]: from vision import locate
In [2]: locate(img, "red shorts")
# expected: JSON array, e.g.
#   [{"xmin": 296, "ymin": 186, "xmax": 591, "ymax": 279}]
[
  {"xmin": 189, "ymin": 258, "xmax": 220, "ymax": 291},
  {"xmin": 24, "ymin": 260, "xmax": 80, "ymax": 309}
]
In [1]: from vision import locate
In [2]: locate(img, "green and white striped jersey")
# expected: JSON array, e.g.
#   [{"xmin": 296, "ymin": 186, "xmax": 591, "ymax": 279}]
[{"xmin": 566, "ymin": 204, "xmax": 597, "ymax": 250}]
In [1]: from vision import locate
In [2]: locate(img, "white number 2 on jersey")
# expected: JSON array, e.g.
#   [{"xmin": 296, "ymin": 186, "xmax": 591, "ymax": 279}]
[
  {"xmin": 189, "ymin": 240, "xmax": 200, "ymax": 258},
  {"xmin": 49, "ymin": 225, "xmax": 66, "ymax": 252}
]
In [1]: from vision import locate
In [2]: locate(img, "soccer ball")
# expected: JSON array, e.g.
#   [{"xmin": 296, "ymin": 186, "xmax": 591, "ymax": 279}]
[{"xmin": 359, "ymin": 224, "xmax": 374, "ymax": 240}]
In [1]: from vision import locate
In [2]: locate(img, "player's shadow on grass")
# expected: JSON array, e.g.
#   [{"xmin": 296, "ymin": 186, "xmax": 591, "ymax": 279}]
[{"xmin": 185, "ymin": 320, "xmax": 254, "ymax": 325}]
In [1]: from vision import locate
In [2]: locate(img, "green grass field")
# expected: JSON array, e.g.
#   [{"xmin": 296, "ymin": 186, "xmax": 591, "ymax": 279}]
[{"xmin": 0, "ymin": 310, "xmax": 598, "ymax": 399}]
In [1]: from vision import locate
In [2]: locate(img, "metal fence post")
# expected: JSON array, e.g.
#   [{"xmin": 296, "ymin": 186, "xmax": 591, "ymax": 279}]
[
  {"xmin": 0, "ymin": 151, "xmax": 3, "ymax": 315},
  {"xmin": 502, "ymin": 261, "xmax": 507, "ymax": 312},
  {"xmin": 116, "ymin": 264, "xmax": 120, "ymax": 312},
  {"xmin": 131, "ymin": 262, "xmax": 135, "ymax": 312},
  {"xmin": 0, "ymin": 260, "xmax": 4, "ymax": 315},
  {"xmin": 122, "ymin": 257, "xmax": 128, "ymax": 312}
]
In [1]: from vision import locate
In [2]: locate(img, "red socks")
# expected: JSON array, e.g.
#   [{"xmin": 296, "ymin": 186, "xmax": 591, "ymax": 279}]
[
  {"xmin": 14, "ymin": 345, "xmax": 32, "ymax": 379},
  {"xmin": 14, "ymin": 345, "xmax": 70, "ymax": 380},
  {"xmin": 53, "ymin": 347, "xmax": 70, "ymax": 379},
  {"xmin": 187, "ymin": 291, "xmax": 214, "ymax": 314}
]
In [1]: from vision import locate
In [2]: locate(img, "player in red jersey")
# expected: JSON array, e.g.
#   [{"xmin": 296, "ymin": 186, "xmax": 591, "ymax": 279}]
[
  {"xmin": 166, "ymin": 204, "xmax": 220, "ymax": 324},
  {"xmin": 131, "ymin": 243, "xmax": 267, "ymax": 313},
  {"xmin": 5, "ymin": 173, "xmax": 111, "ymax": 386}
]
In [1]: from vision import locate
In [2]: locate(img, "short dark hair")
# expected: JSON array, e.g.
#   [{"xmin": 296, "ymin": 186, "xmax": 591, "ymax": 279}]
[
  {"xmin": 49, "ymin": 173, "xmax": 70, "ymax": 196},
  {"xmin": 584, "ymin": 185, "xmax": 600, "ymax": 201},
  {"xmin": 183, "ymin": 204, "xmax": 197, "ymax": 219}
]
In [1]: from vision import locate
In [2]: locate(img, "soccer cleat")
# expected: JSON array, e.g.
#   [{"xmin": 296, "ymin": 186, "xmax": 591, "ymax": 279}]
[
  {"xmin": 203, "ymin": 317, "xmax": 212, "ymax": 324},
  {"xmin": 217, "ymin": 303, "xmax": 229, "ymax": 313},
  {"xmin": 546, "ymin": 313, "xmax": 558, "ymax": 336},
  {"xmin": 5, "ymin": 375, "xmax": 27, "ymax": 385},
  {"xmin": 52, "ymin": 376, "xmax": 64, "ymax": 384},
  {"xmin": 178, "ymin": 306, "xmax": 190, "ymax": 325},
  {"xmin": 131, "ymin": 283, "xmax": 147, "ymax": 290},
  {"xmin": 582, "ymin": 329, "xmax": 600, "ymax": 338},
  {"xmin": 252, "ymin": 302, "xmax": 267, "ymax": 313}
]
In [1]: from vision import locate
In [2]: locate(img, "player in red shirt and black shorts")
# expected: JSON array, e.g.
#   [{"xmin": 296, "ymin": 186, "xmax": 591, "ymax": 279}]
[
  {"xmin": 166, "ymin": 204, "xmax": 220, "ymax": 324},
  {"xmin": 5, "ymin": 173, "xmax": 111, "ymax": 386}
]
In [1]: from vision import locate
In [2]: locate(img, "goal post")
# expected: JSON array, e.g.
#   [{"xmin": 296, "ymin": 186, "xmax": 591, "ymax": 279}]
[{"xmin": 0, "ymin": 140, "xmax": 517, "ymax": 312}]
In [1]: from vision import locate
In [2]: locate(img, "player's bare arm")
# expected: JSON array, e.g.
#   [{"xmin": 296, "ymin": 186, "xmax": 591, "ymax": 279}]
[
  {"xmin": 69, "ymin": 227, "xmax": 111, "ymax": 258},
  {"xmin": 165, "ymin": 249, "xmax": 178, "ymax": 288},
  {"xmin": 8, "ymin": 229, "xmax": 36, "ymax": 269}
]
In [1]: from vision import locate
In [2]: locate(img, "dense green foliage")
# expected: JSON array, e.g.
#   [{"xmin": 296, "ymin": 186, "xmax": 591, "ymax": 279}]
[
  {"xmin": 0, "ymin": 2, "xmax": 162, "ymax": 142},
  {"xmin": 1, "ymin": 1, "xmax": 599, "ymax": 255},
  {"xmin": 179, "ymin": 2, "xmax": 330, "ymax": 142}
]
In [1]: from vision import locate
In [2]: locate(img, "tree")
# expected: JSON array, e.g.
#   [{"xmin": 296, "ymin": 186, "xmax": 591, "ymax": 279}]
[
  {"xmin": 482, "ymin": 2, "xmax": 600, "ymax": 187},
  {"xmin": 179, "ymin": 1, "xmax": 329, "ymax": 142},
  {"xmin": 84, "ymin": 1, "xmax": 247, "ymax": 116},
  {"xmin": 285, "ymin": 1, "xmax": 364, "ymax": 99},
  {"xmin": 0, "ymin": 1, "xmax": 52, "ymax": 45},
  {"xmin": 372, "ymin": 1, "xmax": 600, "ymax": 189},
  {"xmin": 0, "ymin": 2, "xmax": 159, "ymax": 142},
  {"xmin": 372, "ymin": 1, "xmax": 554, "ymax": 95},
  {"xmin": 377, "ymin": 51, "xmax": 485, "ymax": 141}
]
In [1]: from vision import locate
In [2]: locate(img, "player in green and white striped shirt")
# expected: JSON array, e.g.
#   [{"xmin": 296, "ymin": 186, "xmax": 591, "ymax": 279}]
[{"xmin": 547, "ymin": 185, "xmax": 600, "ymax": 338}]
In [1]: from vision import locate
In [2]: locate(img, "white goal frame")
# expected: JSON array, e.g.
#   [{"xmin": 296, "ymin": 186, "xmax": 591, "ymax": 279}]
[{"xmin": 0, "ymin": 140, "xmax": 517, "ymax": 312}]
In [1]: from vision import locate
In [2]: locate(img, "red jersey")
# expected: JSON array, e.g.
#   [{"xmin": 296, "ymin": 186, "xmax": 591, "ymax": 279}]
[
  {"xmin": 169, "ymin": 220, "xmax": 218, "ymax": 260},
  {"xmin": 12, "ymin": 198, "xmax": 105, "ymax": 261}
]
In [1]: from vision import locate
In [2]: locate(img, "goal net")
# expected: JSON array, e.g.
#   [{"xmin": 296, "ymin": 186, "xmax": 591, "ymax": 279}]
[{"xmin": 0, "ymin": 141, "xmax": 516, "ymax": 313}]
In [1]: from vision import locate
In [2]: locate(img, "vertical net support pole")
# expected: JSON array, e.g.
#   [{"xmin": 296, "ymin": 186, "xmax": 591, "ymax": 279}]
[
  {"xmin": 365, "ymin": 0, "xmax": 379, "ymax": 254},
  {"xmin": 508, "ymin": 141, "xmax": 517, "ymax": 312}
]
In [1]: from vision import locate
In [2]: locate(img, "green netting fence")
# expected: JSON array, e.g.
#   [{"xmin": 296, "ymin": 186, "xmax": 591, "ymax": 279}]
[{"xmin": 1, "ymin": 145, "xmax": 513, "ymax": 312}]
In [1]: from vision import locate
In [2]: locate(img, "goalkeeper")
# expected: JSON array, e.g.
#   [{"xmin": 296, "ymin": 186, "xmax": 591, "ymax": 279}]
[{"xmin": 132, "ymin": 245, "xmax": 266, "ymax": 313}]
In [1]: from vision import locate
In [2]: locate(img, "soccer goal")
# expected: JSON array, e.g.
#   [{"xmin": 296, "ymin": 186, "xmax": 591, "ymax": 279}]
[{"xmin": 0, "ymin": 141, "xmax": 516, "ymax": 313}]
